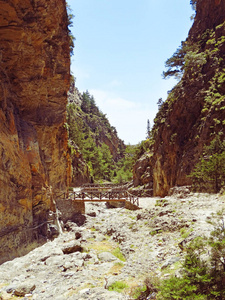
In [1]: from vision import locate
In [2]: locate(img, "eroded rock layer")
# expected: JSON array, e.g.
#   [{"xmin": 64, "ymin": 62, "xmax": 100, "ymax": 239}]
[{"xmin": 0, "ymin": 0, "xmax": 70, "ymax": 263}]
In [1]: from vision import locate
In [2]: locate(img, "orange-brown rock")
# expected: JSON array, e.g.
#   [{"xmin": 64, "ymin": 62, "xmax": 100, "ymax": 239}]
[
  {"xmin": 0, "ymin": 0, "xmax": 70, "ymax": 263},
  {"xmin": 133, "ymin": 0, "xmax": 225, "ymax": 197}
]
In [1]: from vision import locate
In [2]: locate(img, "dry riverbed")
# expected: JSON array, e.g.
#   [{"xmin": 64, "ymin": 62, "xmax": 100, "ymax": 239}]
[{"xmin": 0, "ymin": 188, "xmax": 224, "ymax": 299}]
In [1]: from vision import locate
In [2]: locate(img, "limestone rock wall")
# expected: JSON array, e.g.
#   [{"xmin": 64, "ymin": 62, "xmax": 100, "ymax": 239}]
[{"xmin": 0, "ymin": 0, "xmax": 70, "ymax": 263}]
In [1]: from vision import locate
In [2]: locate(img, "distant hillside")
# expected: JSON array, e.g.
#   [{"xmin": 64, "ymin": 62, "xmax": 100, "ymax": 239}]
[
  {"xmin": 133, "ymin": 0, "xmax": 225, "ymax": 196},
  {"xmin": 67, "ymin": 81, "xmax": 126, "ymax": 185}
]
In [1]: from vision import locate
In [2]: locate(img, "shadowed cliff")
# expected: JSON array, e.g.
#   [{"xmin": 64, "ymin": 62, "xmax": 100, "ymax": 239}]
[{"xmin": 0, "ymin": 0, "xmax": 70, "ymax": 263}]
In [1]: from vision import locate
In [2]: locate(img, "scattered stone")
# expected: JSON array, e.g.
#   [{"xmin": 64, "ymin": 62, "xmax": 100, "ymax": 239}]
[
  {"xmin": 87, "ymin": 211, "xmax": 97, "ymax": 217},
  {"xmin": 161, "ymin": 257, "xmax": 180, "ymax": 269},
  {"xmin": 14, "ymin": 282, "xmax": 36, "ymax": 297},
  {"xmin": 168, "ymin": 186, "xmax": 191, "ymax": 198},
  {"xmin": 0, "ymin": 193, "xmax": 222, "ymax": 299},
  {"xmin": 98, "ymin": 252, "xmax": 117, "ymax": 262},
  {"xmin": 6, "ymin": 285, "xmax": 16, "ymax": 293},
  {"xmin": 71, "ymin": 213, "xmax": 86, "ymax": 226},
  {"xmin": 45, "ymin": 255, "xmax": 64, "ymax": 266},
  {"xmin": 39, "ymin": 247, "xmax": 63, "ymax": 262},
  {"xmin": 75, "ymin": 231, "xmax": 82, "ymax": 239},
  {"xmin": 61, "ymin": 241, "xmax": 83, "ymax": 254}
]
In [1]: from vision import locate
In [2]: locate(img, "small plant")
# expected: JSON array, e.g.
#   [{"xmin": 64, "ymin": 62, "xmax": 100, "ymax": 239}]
[
  {"xmin": 155, "ymin": 199, "xmax": 168, "ymax": 207},
  {"xmin": 180, "ymin": 228, "xmax": 193, "ymax": 239},
  {"xmin": 129, "ymin": 222, "xmax": 135, "ymax": 229},
  {"xmin": 111, "ymin": 247, "xmax": 126, "ymax": 262},
  {"xmin": 108, "ymin": 281, "xmax": 129, "ymax": 293},
  {"xmin": 150, "ymin": 229, "xmax": 162, "ymax": 236}
]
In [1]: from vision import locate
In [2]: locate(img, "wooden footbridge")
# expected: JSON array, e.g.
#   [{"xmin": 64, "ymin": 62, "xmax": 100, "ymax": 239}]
[{"xmin": 55, "ymin": 184, "xmax": 139, "ymax": 208}]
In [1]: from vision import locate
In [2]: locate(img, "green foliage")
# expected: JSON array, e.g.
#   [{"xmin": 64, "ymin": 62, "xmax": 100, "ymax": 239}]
[
  {"xmin": 113, "ymin": 144, "xmax": 137, "ymax": 184},
  {"xmin": 189, "ymin": 135, "xmax": 225, "ymax": 193},
  {"xmin": 108, "ymin": 281, "xmax": 129, "ymax": 293},
  {"xmin": 162, "ymin": 40, "xmax": 204, "ymax": 80},
  {"xmin": 66, "ymin": 2, "xmax": 75, "ymax": 56},
  {"xmin": 134, "ymin": 139, "xmax": 153, "ymax": 158},
  {"xmin": 180, "ymin": 228, "xmax": 193, "ymax": 239},
  {"xmin": 203, "ymin": 69, "xmax": 225, "ymax": 112},
  {"xmin": 67, "ymin": 90, "xmax": 126, "ymax": 182},
  {"xmin": 111, "ymin": 247, "xmax": 126, "ymax": 262},
  {"xmin": 82, "ymin": 137, "xmax": 114, "ymax": 180},
  {"xmin": 146, "ymin": 119, "xmax": 151, "ymax": 139},
  {"xmin": 132, "ymin": 285, "xmax": 147, "ymax": 299},
  {"xmin": 163, "ymin": 41, "xmax": 187, "ymax": 79},
  {"xmin": 157, "ymin": 211, "xmax": 225, "ymax": 299},
  {"xmin": 184, "ymin": 51, "xmax": 207, "ymax": 74}
]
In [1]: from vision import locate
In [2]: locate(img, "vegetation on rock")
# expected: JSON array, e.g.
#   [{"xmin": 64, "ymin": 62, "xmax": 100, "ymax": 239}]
[
  {"xmin": 155, "ymin": 211, "xmax": 225, "ymax": 299},
  {"xmin": 133, "ymin": 1, "xmax": 225, "ymax": 196},
  {"xmin": 67, "ymin": 87, "xmax": 132, "ymax": 183},
  {"xmin": 189, "ymin": 135, "xmax": 225, "ymax": 193},
  {"xmin": 66, "ymin": 2, "xmax": 75, "ymax": 55}
]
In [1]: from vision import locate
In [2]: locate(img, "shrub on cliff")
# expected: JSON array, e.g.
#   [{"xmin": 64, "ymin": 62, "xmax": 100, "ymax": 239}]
[
  {"xmin": 66, "ymin": 2, "xmax": 75, "ymax": 55},
  {"xmin": 189, "ymin": 135, "xmax": 225, "ymax": 193}
]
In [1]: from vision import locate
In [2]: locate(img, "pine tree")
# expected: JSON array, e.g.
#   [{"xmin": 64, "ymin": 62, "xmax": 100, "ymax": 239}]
[{"xmin": 146, "ymin": 119, "xmax": 151, "ymax": 139}]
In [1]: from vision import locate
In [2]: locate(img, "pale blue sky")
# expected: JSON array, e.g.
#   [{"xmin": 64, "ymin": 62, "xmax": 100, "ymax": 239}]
[{"xmin": 68, "ymin": 0, "xmax": 193, "ymax": 144}]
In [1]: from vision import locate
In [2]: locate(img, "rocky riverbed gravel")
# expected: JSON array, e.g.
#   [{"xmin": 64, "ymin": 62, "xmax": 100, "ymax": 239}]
[{"xmin": 0, "ymin": 187, "xmax": 224, "ymax": 299}]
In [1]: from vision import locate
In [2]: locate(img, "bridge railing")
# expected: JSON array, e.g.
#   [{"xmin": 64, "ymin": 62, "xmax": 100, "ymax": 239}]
[{"xmin": 54, "ymin": 190, "xmax": 139, "ymax": 206}]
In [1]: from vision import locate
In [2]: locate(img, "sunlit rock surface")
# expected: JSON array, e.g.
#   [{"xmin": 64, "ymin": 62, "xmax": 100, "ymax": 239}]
[
  {"xmin": 134, "ymin": 0, "xmax": 225, "ymax": 196},
  {"xmin": 0, "ymin": 0, "xmax": 70, "ymax": 263}
]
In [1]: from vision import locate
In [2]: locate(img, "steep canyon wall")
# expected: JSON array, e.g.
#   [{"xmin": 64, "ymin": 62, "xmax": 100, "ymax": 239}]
[
  {"xmin": 134, "ymin": 0, "xmax": 225, "ymax": 196},
  {"xmin": 0, "ymin": 0, "xmax": 70, "ymax": 263}
]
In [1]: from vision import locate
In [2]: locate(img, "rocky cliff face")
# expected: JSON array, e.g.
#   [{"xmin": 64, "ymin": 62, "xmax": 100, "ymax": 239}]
[
  {"xmin": 134, "ymin": 0, "xmax": 225, "ymax": 196},
  {"xmin": 0, "ymin": 0, "xmax": 70, "ymax": 263},
  {"xmin": 67, "ymin": 87, "xmax": 125, "ymax": 184}
]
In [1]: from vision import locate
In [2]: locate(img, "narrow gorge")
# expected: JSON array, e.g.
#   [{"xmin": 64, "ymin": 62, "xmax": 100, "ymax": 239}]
[{"xmin": 1, "ymin": 0, "xmax": 225, "ymax": 299}]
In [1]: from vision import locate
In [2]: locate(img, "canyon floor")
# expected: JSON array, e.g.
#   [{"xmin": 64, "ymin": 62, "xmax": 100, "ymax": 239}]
[{"xmin": 0, "ymin": 187, "xmax": 224, "ymax": 300}]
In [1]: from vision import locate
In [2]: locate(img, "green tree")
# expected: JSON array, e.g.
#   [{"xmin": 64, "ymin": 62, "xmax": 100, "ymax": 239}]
[
  {"xmin": 162, "ymin": 41, "xmax": 187, "ymax": 79},
  {"xmin": 100, "ymin": 143, "xmax": 114, "ymax": 180},
  {"xmin": 146, "ymin": 119, "xmax": 151, "ymax": 139},
  {"xmin": 190, "ymin": 135, "xmax": 225, "ymax": 193},
  {"xmin": 67, "ymin": 89, "xmax": 126, "ymax": 183},
  {"xmin": 66, "ymin": 2, "xmax": 75, "ymax": 56},
  {"xmin": 157, "ymin": 98, "xmax": 164, "ymax": 109}
]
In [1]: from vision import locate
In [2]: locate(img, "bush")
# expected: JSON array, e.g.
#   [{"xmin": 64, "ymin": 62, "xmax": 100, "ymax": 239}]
[
  {"xmin": 157, "ymin": 211, "xmax": 225, "ymax": 299},
  {"xmin": 189, "ymin": 135, "xmax": 225, "ymax": 193}
]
